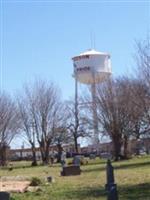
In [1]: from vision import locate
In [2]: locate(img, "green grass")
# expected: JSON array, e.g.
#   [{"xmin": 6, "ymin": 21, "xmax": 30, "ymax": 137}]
[{"xmin": 0, "ymin": 156, "xmax": 150, "ymax": 200}]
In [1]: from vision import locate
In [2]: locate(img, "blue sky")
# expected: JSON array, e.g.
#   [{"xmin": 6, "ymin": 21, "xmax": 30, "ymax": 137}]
[{"xmin": 1, "ymin": 0, "xmax": 149, "ymax": 100}]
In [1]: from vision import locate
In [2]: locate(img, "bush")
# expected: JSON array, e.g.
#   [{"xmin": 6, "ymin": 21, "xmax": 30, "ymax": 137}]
[{"xmin": 30, "ymin": 177, "xmax": 42, "ymax": 186}]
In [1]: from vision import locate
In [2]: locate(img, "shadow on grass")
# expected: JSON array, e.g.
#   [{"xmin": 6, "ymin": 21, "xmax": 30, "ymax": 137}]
[
  {"xmin": 10, "ymin": 186, "xmax": 106, "ymax": 200},
  {"xmin": 1, "ymin": 160, "xmax": 106, "ymax": 172},
  {"xmin": 119, "ymin": 182, "xmax": 150, "ymax": 200},
  {"xmin": 0, "ymin": 164, "xmax": 42, "ymax": 171},
  {"xmin": 0, "ymin": 163, "xmax": 61, "ymax": 171},
  {"xmin": 114, "ymin": 161, "xmax": 150, "ymax": 170},
  {"xmin": 9, "ymin": 182, "xmax": 150, "ymax": 200},
  {"xmin": 53, "ymin": 186, "xmax": 106, "ymax": 200},
  {"xmin": 83, "ymin": 161, "xmax": 150, "ymax": 173},
  {"xmin": 82, "ymin": 165, "xmax": 105, "ymax": 173},
  {"xmin": 61, "ymin": 183, "xmax": 150, "ymax": 200},
  {"xmin": 86, "ymin": 160, "xmax": 107, "ymax": 166}
]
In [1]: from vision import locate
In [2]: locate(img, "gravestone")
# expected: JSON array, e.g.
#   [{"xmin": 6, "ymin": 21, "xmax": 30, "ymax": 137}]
[
  {"xmin": 73, "ymin": 155, "xmax": 81, "ymax": 166},
  {"xmin": 100, "ymin": 152, "xmax": 112, "ymax": 160},
  {"xmin": 89, "ymin": 154, "xmax": 96, "ymax": 159},
  {"xmin": 0, "ymin": 192, "xmax": 10, "ymax": 200},
  {"xmin": 108, "ymin": 186, "xmax": 118, "ymax": 200},
  {"xmin": 47, "ymin": 176, "xmax": 55, "ymax": 183},
  {"xmin": 61, "ymin": 165, "xmax": 81, "ymax": 176},
  {"xmin": 105, "ymin": 159, "xmax": 118, "ymax": 200},
  {"xmin": 105, "ymin": 159, "xmax": 115, "ymax": 191}
]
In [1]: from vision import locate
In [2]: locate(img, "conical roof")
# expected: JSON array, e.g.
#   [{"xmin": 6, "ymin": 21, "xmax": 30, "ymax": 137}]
[{"xmin": 79, "ymin": 49, "xmax": 109, "ymax": 56}]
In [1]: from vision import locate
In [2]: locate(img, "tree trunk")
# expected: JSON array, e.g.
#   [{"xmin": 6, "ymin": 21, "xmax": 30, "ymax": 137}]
[
  {"xmin": 39, "ymin": 140, "xmax": 50, "ymax": 165},
  {"xmin": 31, "ymin": 144, "xmax": 37, "ymax": 166},
  {"xmin": 123, "ymin": 135, "xmax": 128, "ymax": 159},
  {"xmin": 135, "ymin": 138, "xmax": 140, "ymax": 155},
  {"xmin": 113, "ymin": 145, "xmax": 121, "ymax": 161},
  {"xmin": 57, "ymin": 143, "xmax": 62, "ymax": 163},
  {"xmin": 40, "ymin": 148, "xmax": 45, "ymax": 164},
  {"xmin": 45, "ymin": 143, "xmax": 50, "ymax": 164},
  {"xmin": 74, "ymin": 135, "xmax": 78, "ymax": 154},
  {"xmin": 0, "ymin": 144, "xmax": 7, "ymax": 166},
  {"xmin": 112, "ymin": 134, "xmax": 122, "ymax": 161}
]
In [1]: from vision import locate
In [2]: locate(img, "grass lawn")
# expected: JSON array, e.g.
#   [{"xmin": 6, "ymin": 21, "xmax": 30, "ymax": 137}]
[{"xmin": 0, "ymin": 156, "xmax": 150, "ymax": 200}]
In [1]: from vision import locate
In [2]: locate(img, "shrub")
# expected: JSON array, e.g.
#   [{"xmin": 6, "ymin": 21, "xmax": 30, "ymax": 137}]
[{"xmin": 30, "ymin": 177, "xmax": 42, "ymax": 186}]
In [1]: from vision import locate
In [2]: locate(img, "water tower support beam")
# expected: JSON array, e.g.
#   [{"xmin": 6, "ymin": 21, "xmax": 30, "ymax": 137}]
[
  {"xmin": 91, "ymin": 82, "xmax": 99, "ymax": 148},
  {"xmin": 74, "ymin": 76, "xmax": 79, "ymax": 153}
]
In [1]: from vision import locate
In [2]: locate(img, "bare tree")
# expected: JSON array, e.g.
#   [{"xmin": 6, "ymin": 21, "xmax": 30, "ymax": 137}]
[
  {"xmin": 131, "ymin": 38, "xmax": 150, "ymax": 153},
  {"xmin": 95, "ymin": 78, "xmax": 136, "ymax": 160},
  {"xmin": 135, "ymin": 38, "xmax": 150, "ymax": 128},
  {"xmin": 116, "ymin": 77, "xmax": 149, "ymax": 156},
  {"xmin": 51, "ymin": 104, "xmax": 71, "ymax": 163},
  {"xmin": 95, "ymin": 75, "xmax": 150, "ymax": 160},
  {"xmin": 17, "ymin": 96, "xmax": 38, "ymax": 166},
  {"xmin": 135, "ymin": 37, "xmax": 150, "ymax": 88},
  {"xmin": 130, "ymin": 80, "xmax": 150, "ymax": 138},
  {"xmin": 21, "ymin": 80, "xmax": 63, "ymax": 165},
  {"xmin": 95, "ymin": 79, "xmax": 122, "ymax": 160},
  {"xmin": 65, "ymin": 99, "xmax": 90, "ymax": 153},
  {"xmin": 0, "ymin": 92, "xmax": 20, "ymax": 166},
  {"xmin": 130, "ymin": 38, "xmax": 150, "ymax": 147}
]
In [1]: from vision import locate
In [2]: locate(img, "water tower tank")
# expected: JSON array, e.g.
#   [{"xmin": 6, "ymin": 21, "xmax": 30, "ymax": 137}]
[{"xmin": 72, "ymin": 49, "xmax": 111, "ymax": 84}]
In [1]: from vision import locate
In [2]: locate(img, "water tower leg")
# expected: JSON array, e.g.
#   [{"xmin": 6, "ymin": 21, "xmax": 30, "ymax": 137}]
[
  {"xmin": 74, "ymin": 77, "xmax": 79, "ymax": 153},
  {"xmin": 91, "ymin": 83, "xmax": 99, "ymax": 152}
]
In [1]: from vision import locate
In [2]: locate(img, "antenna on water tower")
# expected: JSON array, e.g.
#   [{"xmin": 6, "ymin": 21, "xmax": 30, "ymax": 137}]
[
  {"xmin": 90, "ymin": 31, "xmax": 96, "ymax": 49},
  {"xmin": 72, "ymin": 48, "xmax": 112, "ymax": 151}
]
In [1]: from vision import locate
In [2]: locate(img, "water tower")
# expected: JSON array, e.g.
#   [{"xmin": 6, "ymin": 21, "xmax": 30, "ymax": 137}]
[{"xmin": 72, "ymin": 49, "xmax": 111, "ymax": 145}]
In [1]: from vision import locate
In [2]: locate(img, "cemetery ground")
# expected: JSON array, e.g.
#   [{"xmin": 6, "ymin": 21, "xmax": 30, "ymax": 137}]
[{"xmin": 0, "ymin": 156, "xmax": 150, "ymax": 200}]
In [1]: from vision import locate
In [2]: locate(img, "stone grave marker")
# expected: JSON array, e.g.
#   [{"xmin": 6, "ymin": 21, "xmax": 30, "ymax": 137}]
[
  {"xmin": 47, "ymin": 176, "xmax": 55, "ymax": 183},
  {"xmin": 0, "ymin": 192, "xmax": 10, "ymax": 200},
  {"xmin": 89, "ymin": 154, "xmax": 96, "ymax": 159},
  {"xmin": 105, "ymin": 159, "xmax": 118, "ymax": 200},
  {"xmin": 61, "ymin": 165, "xmax": 81, "ymax": 176},
  {"xmin": 73, "ymin": 155, "xmax": 81, "ymax": 166}
]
